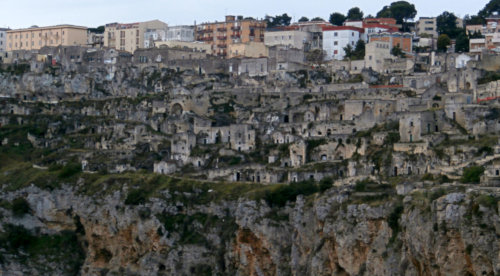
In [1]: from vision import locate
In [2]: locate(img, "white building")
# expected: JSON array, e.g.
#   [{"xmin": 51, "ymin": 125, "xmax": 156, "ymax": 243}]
[
  {"xmin": 322, "ymin": 26, "xmax": 363, "ymax": 60},
  {"xmin": 455, "ymin": 54, "xmax": 472, "ymax": 69},
  {"xmin": 0, "ymin": 28, "xmax": 9, "ymax": 53},
  {"xmin": 144, "ymin": 29, "xmax": 167, "ymax": 48},
  {"xmin": 166, "ymin": 25, "xmax": 194, "ymax": 42}
]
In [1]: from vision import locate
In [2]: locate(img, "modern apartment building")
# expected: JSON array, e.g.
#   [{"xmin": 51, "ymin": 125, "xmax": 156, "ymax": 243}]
[
  {"xmin": 417, "ymin": 17, "xmax": 464, "ymax": 38},
  {"xmin": 195, "ymin": 15, "xmax": 266, "ymax": 57},
  {"xmin": 166, "ymin": 26, "xmax": 195, "ymax": 42},
  {"xmin": 0, "ymin": 28, "xmax": 9, "ymax": 52},
  {"xmin": 104, "ymin": 20, "xmax": 167, "ymax": 53},
  {"xmin": 322, "ymin": 26, "xmax": 363, "ymax": 60},
  {"xmin": 466, "ymin": 14, "xmax": 500, "ymax": 54},
  {"xmin": 6, "ymin": 25, "xmax": 87, "ymax": 51},
  {"xmin": 416, "ymin": 17, "xmax": 438, "ymax": 38}
]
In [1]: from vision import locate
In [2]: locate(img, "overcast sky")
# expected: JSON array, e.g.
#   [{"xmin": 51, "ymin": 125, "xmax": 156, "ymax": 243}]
[{"xmin": 0, "ymin": 0, "xmax": 491, "ymax": 29}]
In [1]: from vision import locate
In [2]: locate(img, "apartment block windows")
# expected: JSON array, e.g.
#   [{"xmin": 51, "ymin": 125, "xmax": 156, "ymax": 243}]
[
  {"xmin": 334, "ymin": 41, "xmax": 338, "ymax": 45},
  {"xmin": 120, "ymin": 31, "xmax": 125, "ymax": 38},
  {"xmin": 334, "ymin": 32, "xmax": 338, "ymax": 37}
]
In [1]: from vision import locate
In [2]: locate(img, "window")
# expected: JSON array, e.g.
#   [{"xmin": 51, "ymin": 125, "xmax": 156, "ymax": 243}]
[
  {"xmin": 334, "ymin": 41, "xmax": 338, "ymax": 45},
  {"xmin": 334, "ymin": 32, "xmax": 338, "ymax": 37},
  {"xmin": 334, "ymin": 50, "xmax": 338, "ymax": 54}
]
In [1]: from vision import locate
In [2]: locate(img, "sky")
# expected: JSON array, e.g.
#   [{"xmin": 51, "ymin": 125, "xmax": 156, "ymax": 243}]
[{"xmin": 0, "ymin": 0, "xmax": 491, "ymax": 29}]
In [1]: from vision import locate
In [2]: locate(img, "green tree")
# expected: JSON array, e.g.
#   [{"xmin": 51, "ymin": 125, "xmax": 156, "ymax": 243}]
[
  {"xmin": 88, "ymin": 26, "xmax": 105, "ymax": 34},
  {"xmin": 437, "ymin": 11, "xmax": 461, "ymax": 38},
  {"xmin": 391, "ymin": 44, "xmax": 405, "ymax": 57},
  {"xmin": 437, "ymin": 34, "xmax": 451, "ymax": 52},
  {"xmin": 468, "ymin": 30, "xmax": 484, "ymax": 38},
  {"xmin": 298, "ymin": 16, "xmax": 309, "ymax": 22},
  {"xmin": 343, "ymin": 40, "xmax": 365, "ymax": 60},
  {"xmin": 376, "ymin": 1, "xmax": 416, "ymax": 24},
  {"xmin": 265, "ymin": 13, "xmax": 292, "ymax": 28},
  {"xmin": 347, "ymin": 7, "xmax": 364, "ymax": 20},
  {"xmin": 353, "ymin": 39, "xmax": 366, "ymax": 59},
  {"xmin": 376, "ymin": 6, "xmax": 393, "ymax": 18},
  {"xmin": 311, "ymin": 17, "xmax": 325, "ymax": 22},
  {"xmin": 343, "ymin": 44, "xmax": 354, "ymax": 59},
  {"xmin": 455, "ymin": 30, "xmax": 470, "ymax": 52},
  {"xmin": 329, "ymin": 12, "xmax": 346, "ymax": 26},
  {"xmin": 464, "ymin": 14, "xmax": 485, "ymax": 25},
  {"xmin": 478, "ymin": 0, "xmax": 500, "ymax": 19}
]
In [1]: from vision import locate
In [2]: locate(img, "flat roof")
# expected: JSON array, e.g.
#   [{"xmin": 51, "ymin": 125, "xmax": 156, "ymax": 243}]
[{"xmin": 8, "ymin": 24, "xmax": 87, "ymax": 32}]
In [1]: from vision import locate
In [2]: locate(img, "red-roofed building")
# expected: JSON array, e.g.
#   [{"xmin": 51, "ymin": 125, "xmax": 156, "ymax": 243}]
[
  {"xmin": 345, "ymin": 18, "xmax": 400, "ymax": 41},
  {"xmin": 322, "ymin": 26, "xmax": 364, "ymax": 60}
]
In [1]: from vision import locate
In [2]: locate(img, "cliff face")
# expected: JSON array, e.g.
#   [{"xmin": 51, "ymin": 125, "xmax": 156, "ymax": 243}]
[{"xmin": 0, "ymin": 183, "xmax": 498, "ymax": 276}]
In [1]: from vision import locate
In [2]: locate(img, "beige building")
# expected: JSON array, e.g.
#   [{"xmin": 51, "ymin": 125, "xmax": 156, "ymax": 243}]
[
  {"xmin": 195, "ymin": 15, "xmax": 266, "ymax": 58},
  {"xmin": 155, "ymin": 41, "xmax": 213, "ymax": 54},
  {"xmin": 416, "ymin": 17, "xmax": 438, "ymax": 38},
  {"xmin": 6, "ymin": 25, "xmax": 87, "ymax": 51},
  {"xmin": 365, "ymin": 40, "xmax": 391, "ymax": 72},
  {"xmin": 227, "ymin": 42, "xmax": 267, "ymax": 58},
  {"xmin": 104, "ymin": 20, "xmax": 167, "ymax": 53},
  {"xmin": 264, "ymin": 27, "xmax": 311, "ymax": 50}
]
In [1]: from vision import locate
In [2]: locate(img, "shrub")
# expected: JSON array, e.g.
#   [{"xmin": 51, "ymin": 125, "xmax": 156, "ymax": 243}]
[
  {"xmin": 354, "ymin": 178, "xmax": 371, "ymax": 192},
  {"xmin": 461, "ymin": 166, "xmax": 484, "ymax": 184},
  {"xmin": 11, "ymin": 197, "xmax": 31, "ymax": 217},
  {"xmin": 476, "ymin": 194, "xmax": 497, "ymax": 209},
  {"xmin": 421, "ymin": 173, "xmax": 434, "ymax": 181},
  {"xmin": 58, "ymin": 162, "xmax": 82, "ymax": 178},
  {"xmin": 430, "ymin": 188, "xmax": 446, "ymax": 201},
  {"xmin": 264, "ymin": 180, "xmax": 318, "ymax": 207},
  {"xmin": 388, "ymin": 204, "xmax": 404, "ymax": 242},
  {"xmin": 124, "ymin": 189, "xmax": 148, "ymax": 205},
  {"xmin": 319, "ymin": 177, "xmax": 333, "ymax": 192}
]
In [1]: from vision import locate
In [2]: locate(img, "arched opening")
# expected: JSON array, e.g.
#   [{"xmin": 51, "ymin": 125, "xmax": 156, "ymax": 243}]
[
  {"xmin": 394, "ymin": 166, "xmax": 398, "ymax": 176},
  {"xmin": 171, "ymin": 103, "xmax": 183, "ymax": 116},
  {"xmin": 236, "ymin": 172, "xmax": 241, "ymax": 181},
  {"xmin": 284, "ymin": 115, "xmax": 289, "ymax": 123}
]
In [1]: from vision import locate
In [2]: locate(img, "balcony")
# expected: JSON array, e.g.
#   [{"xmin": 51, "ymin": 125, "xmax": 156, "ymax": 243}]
[
  {"xmin": 217, "ymin": 44, "xmax": 227, "ymax": 48},
  {"xmin": 217, "ymin": 35, "xmax": 227, "ymax": 40},
  {"xmin": 231, "ymin": 34, "xmax": 241, "ymax": 39},
  {"xmin": 200, "ymin": 36, "xmax": 213, "ymax": 41},
  {"xmin": 217, "ymin": 27, "xmax": 227, "ymax": 32},
  {"xmin": 198, "ymin": 28, "xmax": 213, "ymax": 34},
  {"xmin": 231, "ymin": 26, "xmax": 241, "ymax": 31}
]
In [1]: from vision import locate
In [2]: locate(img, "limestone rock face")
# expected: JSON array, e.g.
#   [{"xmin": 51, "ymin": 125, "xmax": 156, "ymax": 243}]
[{"xmin": 0, "ymin": 185, "xmax": 498, "ymax": 276}]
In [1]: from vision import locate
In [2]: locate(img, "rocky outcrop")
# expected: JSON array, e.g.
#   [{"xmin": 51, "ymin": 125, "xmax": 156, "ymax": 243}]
[{"xmin": 0, "ymin": 183, "xmax": 498, "ymax": 276}]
